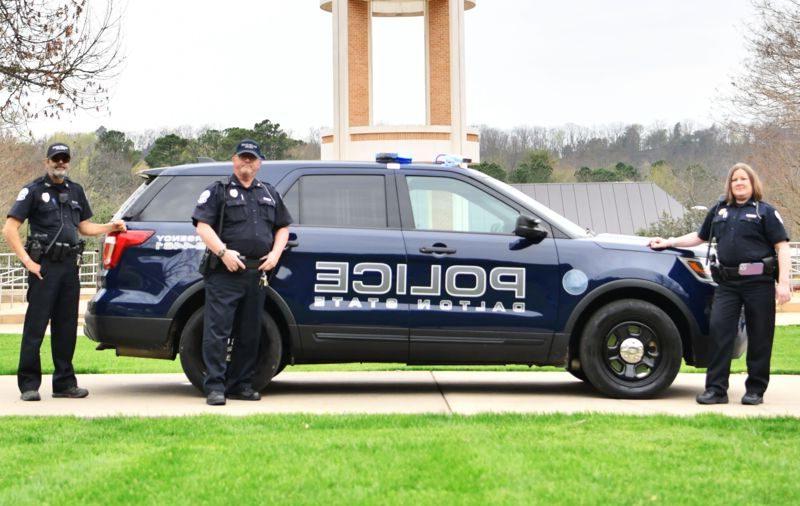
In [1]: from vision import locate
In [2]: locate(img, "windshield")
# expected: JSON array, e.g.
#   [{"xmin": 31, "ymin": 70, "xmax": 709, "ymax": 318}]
[{"xmin": 467, "ymin": 169, "xmax": 592, "ymax": 238}]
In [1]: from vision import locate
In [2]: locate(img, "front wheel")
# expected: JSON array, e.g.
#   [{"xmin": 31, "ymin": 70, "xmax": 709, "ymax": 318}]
[
  {"xmin": 579, "ymin": 299, "xmax": 682, "ymax": 399},
  {"xmin": 179, "ymin": 307, "xmax": 283, "ymax": 392}
]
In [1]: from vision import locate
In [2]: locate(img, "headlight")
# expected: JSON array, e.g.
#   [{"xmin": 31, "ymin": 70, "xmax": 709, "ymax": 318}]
[{"xmin": 679, "ymin": 257, "xmax": 714, "ymax": 283}]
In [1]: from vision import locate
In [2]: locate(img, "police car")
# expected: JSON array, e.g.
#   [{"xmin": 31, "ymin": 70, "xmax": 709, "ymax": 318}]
[{"xmin": 84, "ymin": 157, "xmax": 716, "ymax": 398}]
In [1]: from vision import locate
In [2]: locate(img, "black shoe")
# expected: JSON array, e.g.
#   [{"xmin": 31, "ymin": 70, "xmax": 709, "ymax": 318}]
[
  {"xmin": 206, "ymin": 391, "xmax": 226, "ymax": 406},
  {"xmin": 227, "ymin": 387, "xmax": 261, "ymax": 401},
  {"xmin": 20, "ymin": 390, "xmax": 40, "ymax": 401},
  {"xmin": 742, "ymin": 392, "xmax": 764, "ymax": 405},
  {"xmin": 696, "ymin": 389, "xmax": 728, "ymax": 405},
  {"xmin": 52, "ymin": 386, "xmax": 89, "ymax": 398}
]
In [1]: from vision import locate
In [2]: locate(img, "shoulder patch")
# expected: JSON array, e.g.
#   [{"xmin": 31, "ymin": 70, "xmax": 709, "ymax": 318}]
[
  {"xmin": 197, "ymin": 190, "xmax": 211, "ymax": 204},
  {"xmin": 15, "ymin": 188, "xmax": 29, "ymax": 201},
  {"xmin": 775, "ymin": 210, "xmax": 784, "ymax": 224}
]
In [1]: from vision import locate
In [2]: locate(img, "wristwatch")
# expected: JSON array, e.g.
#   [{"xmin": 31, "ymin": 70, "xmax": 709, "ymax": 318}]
[{"xmin": 216, "ymin": 247, "xmax": 226, "ymax": 258}]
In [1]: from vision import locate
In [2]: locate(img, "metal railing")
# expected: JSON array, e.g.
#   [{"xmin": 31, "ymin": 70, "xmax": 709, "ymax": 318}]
[{"xmin": 0, "ymin": 252, "xmax": 99, "ymax": 308}]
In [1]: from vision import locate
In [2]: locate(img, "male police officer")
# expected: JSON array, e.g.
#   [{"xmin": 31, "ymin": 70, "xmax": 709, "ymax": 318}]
[
  {"xmin": 3, "ymin": 143, "xmax": 126, "ymax": 401},
  {"xmin": 192, "ymin": 140, "xmax": 292, "ymax": 406}
]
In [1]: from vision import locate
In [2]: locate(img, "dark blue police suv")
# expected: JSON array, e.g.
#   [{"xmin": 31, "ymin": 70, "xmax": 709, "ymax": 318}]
[{"xmin": 84, "ymin": 160, "xmax": 716, "ymax": 398}]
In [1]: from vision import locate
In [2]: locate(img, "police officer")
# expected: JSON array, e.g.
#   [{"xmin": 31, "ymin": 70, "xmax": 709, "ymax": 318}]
[
  {"xmin": 192, "ymin": 140, "xmax": 292, "ymax": 406},
  {"xmin": 649, "ymin": 162, "xmax": 791, "ymax": 405},
  {"xmin": 3, "ymin": 143, "xmax": 127, "ymax": 401}
]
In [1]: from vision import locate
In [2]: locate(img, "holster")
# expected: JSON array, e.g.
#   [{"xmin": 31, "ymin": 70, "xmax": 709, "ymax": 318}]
[
  {"xmin": 709, "ymin": 254, "xmax": 722, "ymax": 283},
  {"xmin": 762, "ymin": 256, "xmax": 778, "ymax": 280},
  {"xmin": 24, "ymin": 235, "xmax": 46, "ymax": 263},
  {"xmin": 198, "ymin": 249, "xmax": 221, "ymax": 276}
]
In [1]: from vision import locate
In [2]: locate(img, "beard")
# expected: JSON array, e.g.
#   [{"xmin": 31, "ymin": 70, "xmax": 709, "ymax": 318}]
[{"xmin": 50, "ymin": 168, "xmax": 67, "ymax": 178}]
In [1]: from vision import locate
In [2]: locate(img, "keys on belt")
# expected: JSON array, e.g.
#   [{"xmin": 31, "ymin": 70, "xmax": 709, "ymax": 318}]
[{"xmin": 235, "ymin": 256, "xmax": 269, "ymax": 287}]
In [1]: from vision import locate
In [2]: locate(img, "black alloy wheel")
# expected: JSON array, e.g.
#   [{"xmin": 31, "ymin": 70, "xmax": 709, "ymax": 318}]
[{"xmin": 579, "ymin": 299, "xmax": 682, "ymax": 399}]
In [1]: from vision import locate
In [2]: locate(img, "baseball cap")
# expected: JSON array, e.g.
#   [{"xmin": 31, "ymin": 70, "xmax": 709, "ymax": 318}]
[
  {"xmin": 46, "ymin": 143, "xmax": 71, "ymax": 161},
  {"xmin": 234, "ymin": 139, "xmax": 263, "ymax": 159}
]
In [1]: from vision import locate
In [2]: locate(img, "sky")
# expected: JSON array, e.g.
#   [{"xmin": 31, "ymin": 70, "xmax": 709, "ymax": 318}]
[{"xmin": 27, "ymin": 0, "xmax": 758, "ymax": 140}]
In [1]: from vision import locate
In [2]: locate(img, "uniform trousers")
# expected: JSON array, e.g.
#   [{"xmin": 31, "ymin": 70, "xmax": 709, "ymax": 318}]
[
  {"xmin": 202, "ymin": 268, "xmax": 265, "ymax": 394},
  {"xmin": 706, "ymin": 277, "xmax": 775, "ymax": 395},
  {"xmin": 18, "ymin": 256, "xmax": 81, "ymax": 393}
]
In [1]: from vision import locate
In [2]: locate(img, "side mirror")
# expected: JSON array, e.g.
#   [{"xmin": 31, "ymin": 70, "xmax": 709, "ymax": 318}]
[{"xmin": 514, "ymin": 215, "xmax": 548, "ymax": 244}]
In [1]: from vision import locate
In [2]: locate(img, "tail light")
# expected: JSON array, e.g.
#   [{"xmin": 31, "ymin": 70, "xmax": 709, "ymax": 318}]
[{"xmin": 102, "ymin": 229, "xmax": 154, "ymax": 270}]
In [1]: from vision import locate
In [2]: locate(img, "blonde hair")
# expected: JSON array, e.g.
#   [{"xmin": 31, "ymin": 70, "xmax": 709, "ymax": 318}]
[{"xmin": 725, "ymin": 162, "xmax": 763, "ymax": 204}]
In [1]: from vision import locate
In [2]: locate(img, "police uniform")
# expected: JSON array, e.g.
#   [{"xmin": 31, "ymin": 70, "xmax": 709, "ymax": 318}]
[
  {"xmin": 697, "ymin": 198, "xmax": 789, "ymax": 397},
  {"xmin": 192, "ymin": 174, "xmax": 292, "ymax": 396},
  {"xmin": 8, "ymin": 175, "xmax": 92, "ymax": 394}
]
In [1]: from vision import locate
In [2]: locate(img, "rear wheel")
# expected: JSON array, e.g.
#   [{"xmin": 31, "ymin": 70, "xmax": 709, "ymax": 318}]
[
  {"xmin": 579, "ymin": 299, "xmax": 682, "ymax": 399},
  {"xmin": 179, "ymin": 307, "xmax": 283, "ymax": 392}
]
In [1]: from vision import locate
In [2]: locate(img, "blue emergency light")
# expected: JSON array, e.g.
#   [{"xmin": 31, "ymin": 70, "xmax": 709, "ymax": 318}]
[{"xmin": 376, "ymin": 153, "xmax": 412, "ymax": 164}]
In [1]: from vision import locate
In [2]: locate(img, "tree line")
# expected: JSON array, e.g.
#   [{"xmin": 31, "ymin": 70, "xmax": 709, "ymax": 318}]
[{"xmin": 471, "ymin": 122, "xmax": 747, "ymax": 211}]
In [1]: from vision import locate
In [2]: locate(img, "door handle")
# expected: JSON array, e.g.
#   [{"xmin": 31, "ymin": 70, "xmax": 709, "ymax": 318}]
[
  {"xmin": 419, "ymin": 245, "xmax": 456, "ymax": 255},
  {"xmin": 285, "ymin": 240, "xmax": 299, "ymax": 249}
]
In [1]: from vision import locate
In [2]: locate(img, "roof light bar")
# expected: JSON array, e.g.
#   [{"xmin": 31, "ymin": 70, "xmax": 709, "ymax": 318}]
[
  {"xmin": 434, "ymin": 154, "xmax": 473, "ymax": 168},
  {"xmin": 376, "ymin": 153, "xmax": 412, "ymax": 164}
]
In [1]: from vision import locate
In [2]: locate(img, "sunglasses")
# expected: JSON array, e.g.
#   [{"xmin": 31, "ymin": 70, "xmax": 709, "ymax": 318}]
[{"xmin": 50, "ymin": 155, "xmax": 70, "ymax": 163}]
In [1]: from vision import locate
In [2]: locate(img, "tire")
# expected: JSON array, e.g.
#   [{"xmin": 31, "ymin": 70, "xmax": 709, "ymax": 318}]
[
  {"xmin": 179, "ymin": 307, "xmax": 284, "ymax": 393},
  {"xmin": 567, "ymin": 367, "xmax": 588, "ymax": 382},
  {"xmin": 579, "ymin": 299, "xmax": 682, "ymax": 399}
]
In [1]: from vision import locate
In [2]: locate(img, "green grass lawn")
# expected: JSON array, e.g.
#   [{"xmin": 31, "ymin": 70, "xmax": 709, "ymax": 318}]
[
  {"xmin": 1, "ymin": 326, "xmax": 799, "ymax": 375},
  {"xmin": 0, "ymin": 414, "xmax": 797, "ymax": 504}
]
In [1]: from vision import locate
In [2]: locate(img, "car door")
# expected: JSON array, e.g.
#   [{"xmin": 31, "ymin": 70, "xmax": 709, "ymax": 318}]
[
  {"xmin": 397, "ymin": 170, "xmax": 561, "ymax": 364},
  {"xmin": 275, "ymin": 169, "xmax": 408, "ymax": 362}
]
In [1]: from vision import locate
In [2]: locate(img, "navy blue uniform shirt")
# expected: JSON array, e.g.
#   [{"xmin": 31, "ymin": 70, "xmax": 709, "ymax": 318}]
[
  {"xmin": 7, "ymin": 175, "xmax": 93, "ymax": 246},
  {"xmin": 698, "ymin": 199, "xmax": 789, "ymax": 266},
  {"xmin": 192, "ymin": 175, "xmax": 293, "ymax": 258}
]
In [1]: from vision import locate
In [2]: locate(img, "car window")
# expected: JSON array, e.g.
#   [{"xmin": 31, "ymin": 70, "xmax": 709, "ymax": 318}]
[
  {"xmin": 138, "ymin": 176, "xmax": 225, "ymax": 222},
  {"xmin": 406, "ymin": 176, "xmax": 519, "ymax": 234},
  {"xmin": 283, "ymin": 175, "xmax": 388, "ymax": 228}
]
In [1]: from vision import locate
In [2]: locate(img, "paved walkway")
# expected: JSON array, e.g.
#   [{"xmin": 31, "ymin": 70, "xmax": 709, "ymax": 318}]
[{"xmin": 1, "ymin": 371, "xmax": 798, "ymax": 418}]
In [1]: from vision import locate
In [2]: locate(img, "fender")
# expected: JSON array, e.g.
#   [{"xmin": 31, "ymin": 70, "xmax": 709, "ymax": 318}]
[
  {"xmin": 165, "ymin": 280, "xmax": 301, "ymax": 355},
  {"xmin": 563, "ymin": 279, "xmax": 702, "ymax": 339}
]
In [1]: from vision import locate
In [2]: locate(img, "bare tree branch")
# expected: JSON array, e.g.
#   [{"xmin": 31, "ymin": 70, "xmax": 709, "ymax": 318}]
[{"xmin": 0, "ymin": 0, "xmax": 123, "ymax": 131}]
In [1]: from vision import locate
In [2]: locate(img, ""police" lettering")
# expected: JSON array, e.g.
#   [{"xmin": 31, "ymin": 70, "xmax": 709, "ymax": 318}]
[{"xmin": 314, "ymin": 262, "xmax": 525, "ymax": 300}]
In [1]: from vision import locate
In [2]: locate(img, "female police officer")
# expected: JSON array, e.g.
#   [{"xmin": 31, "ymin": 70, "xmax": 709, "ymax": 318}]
[{"xmin": 649, "ymin": 163, "xmax": 791, "ymax": 405}]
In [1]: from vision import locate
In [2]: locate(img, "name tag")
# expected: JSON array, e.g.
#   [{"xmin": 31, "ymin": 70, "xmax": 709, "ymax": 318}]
[{"xmin": 746, "ymin": 214, "xmax": 758, "ymax": 219}]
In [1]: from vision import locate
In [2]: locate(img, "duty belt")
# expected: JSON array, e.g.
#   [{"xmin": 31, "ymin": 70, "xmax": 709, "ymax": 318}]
[
  {"xmin": 718, "ymin": 259, "xmax": 776, "ymax": 280},
  {"xmin": 239, "ymin": 257, "xmax": 263, "ymax": 270},
  {"xmin": 45, "ymin": 242, "xmax": 84, "ymax": 262}
]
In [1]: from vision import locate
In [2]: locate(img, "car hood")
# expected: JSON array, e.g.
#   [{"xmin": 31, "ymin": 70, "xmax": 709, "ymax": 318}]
[{"xmin": 583, "ymin": 233, "xmax": 707, "ymax": 258}]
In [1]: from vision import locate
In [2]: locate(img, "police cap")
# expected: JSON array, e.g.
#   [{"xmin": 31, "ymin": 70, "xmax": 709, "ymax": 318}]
[
  {"xmin": 46, "ymin": 143, "xmax": 71, "ymax": 162},
  {"xmin": 234, "ymin": 139, "xmax": 263, "ymax": 159}
]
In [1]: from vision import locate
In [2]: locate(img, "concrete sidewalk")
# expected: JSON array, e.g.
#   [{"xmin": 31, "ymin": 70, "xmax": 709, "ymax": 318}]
[{"xmin": 1, "ymin": 371, "xmax": 798, "ymax": 418}]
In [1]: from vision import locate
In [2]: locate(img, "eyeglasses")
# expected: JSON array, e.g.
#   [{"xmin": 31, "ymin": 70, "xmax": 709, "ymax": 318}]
[{"xmin": 50, "ymin": 155, "xmax": 70, "ymax": 164}]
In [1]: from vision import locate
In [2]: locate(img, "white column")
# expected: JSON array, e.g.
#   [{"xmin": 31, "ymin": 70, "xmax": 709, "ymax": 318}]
[
  {"xmin": 423, "ymin": 0, "xmax": 431, "ymax": 126},
  {"xmin": 332, "ymin": 0, "xmax": 350, "ymax": 160},
  {"xmin": 449, "ymin": 0, "xmax": 466, "ymax": 155},
  {"xmin": 368, "ymin": 0, "xmax": 374, "ymax": 126}
]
